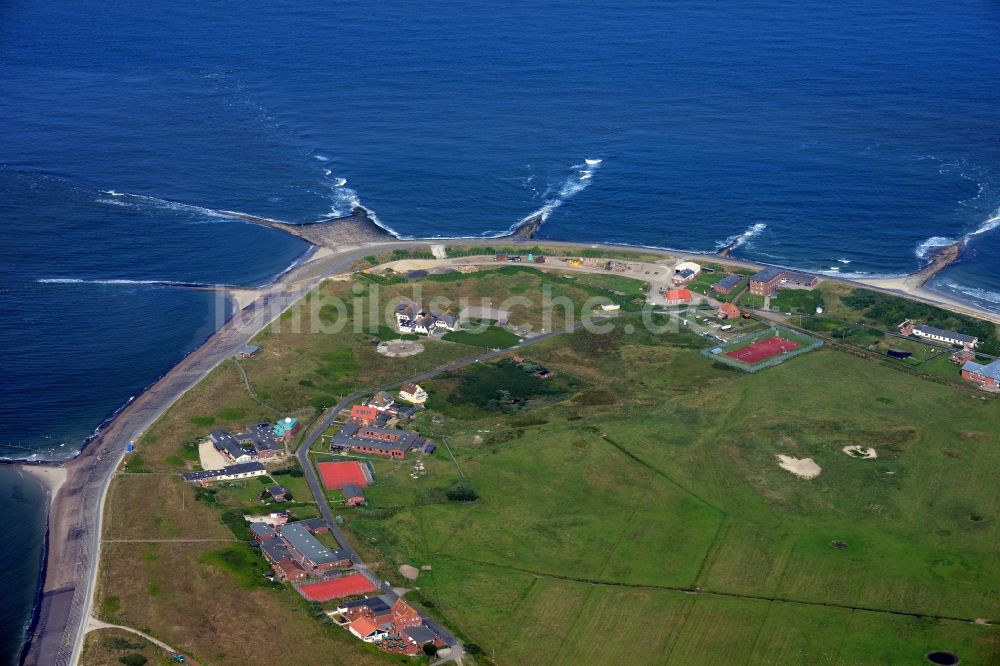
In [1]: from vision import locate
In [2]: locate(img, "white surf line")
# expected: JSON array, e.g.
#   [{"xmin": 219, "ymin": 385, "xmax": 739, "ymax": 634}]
[
  {"xmin": 35, "ymin": 278, "xmax": 239, "ymax": 291},
  {"xmin": 716, "ymin": 222, "xmax": 767, "ymax": 251},
  {"xmin": 916, "ymin": 206, "xmax": 1000, "ymax": 260},
  {"xmin": 316, "ymin": 170, "xmax": 405, "ymax": 238},
  {"xmin": 468, "ymin": 158, "xmax": 605, "ymax": 239}
]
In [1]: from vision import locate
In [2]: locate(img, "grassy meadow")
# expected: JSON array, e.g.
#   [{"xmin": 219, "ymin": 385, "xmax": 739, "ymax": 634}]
[
  {"xmin": 90, "ymin": 266, "xmax": 1000, "ymax": 665},
  {"xmin": 338, "ymin": 319, "xmax": 1000, "ymax": 664}
]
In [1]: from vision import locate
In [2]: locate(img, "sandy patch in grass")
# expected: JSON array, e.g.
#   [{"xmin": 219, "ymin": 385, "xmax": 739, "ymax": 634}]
[
  {"xmin": 842, "ymin": 445, "xmax": 877, "ymax": 459},
  {"xmin": 377, "ymin": 340, "xmax": 425, "ymax": 357},
  {"xmin": 198, "ymin": 439, "xmax": 228, "ymax": 470},
  {"xmin": 398, "ymin": 564, "xmax": 420, "ymax": 581},
  {"xmin": 776, "ymin": 455, "xmax": 822, "ymax": 479}
]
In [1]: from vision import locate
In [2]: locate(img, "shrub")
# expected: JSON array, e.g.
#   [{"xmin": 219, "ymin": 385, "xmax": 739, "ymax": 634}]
[
  {"xmin": 118, "ymin": 654, "xmax": 147, "ymax": 666},
  {"xmin": 446, "ymin": 484, "xmax": 479, "ymax": 502},
  {"xmin": 105, "ymin": 637, "xmax": 143, "ymax": 651}
]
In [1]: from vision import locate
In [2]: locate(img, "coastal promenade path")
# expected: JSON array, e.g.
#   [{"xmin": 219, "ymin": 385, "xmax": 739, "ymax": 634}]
[{"xmin": 21, "ymin": 244, "xmax": 379, "ymax": 666}]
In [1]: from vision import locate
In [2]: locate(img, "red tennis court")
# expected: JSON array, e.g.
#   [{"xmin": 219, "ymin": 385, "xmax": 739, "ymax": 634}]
[
  {"xmin": 297, "ymin": 574, "xmax": 375, "ymax": 601},
  {"xmin": 726, "ymin": 335, "xmax": 800, "ymax": 364},
  {"xmin": 318, "ymin": 461, "xmax": 369, "ymax": 490}
]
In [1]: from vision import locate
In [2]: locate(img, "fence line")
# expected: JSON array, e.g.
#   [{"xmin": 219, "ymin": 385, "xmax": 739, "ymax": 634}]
[{"xmin": 703, "ymin": 325, "xmax": 823, "ymax": 373}]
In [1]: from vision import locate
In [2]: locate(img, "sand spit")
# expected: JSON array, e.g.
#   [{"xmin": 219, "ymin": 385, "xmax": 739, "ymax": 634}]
[
  {"xmin": 776, "ymin": 455, "xmax": 822, "ymax": 479},
  {"xmin": 21, "ymin": 465, "xmax": 68, "ymax": 503}
]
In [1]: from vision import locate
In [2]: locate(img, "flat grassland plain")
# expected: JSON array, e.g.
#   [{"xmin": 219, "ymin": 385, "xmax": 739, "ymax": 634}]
[{"xmin": 92, "ymin": 266, "xmax": 1000, "ymax": 665}]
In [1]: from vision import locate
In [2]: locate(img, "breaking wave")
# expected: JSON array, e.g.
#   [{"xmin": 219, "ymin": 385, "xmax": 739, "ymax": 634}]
[
  {"xmin": 317, "ymin": 171, "xmax": 403, "ymax": 238},
  {"xmin": 716, "ymin": 222, "xmax": 767, "ymax": 251},
  {"xmin": 915, "ymin": 207, "xmax": 1000, "ymax": 260},
  {"xmin": 915, "ymin": 236, "xmax": 956, "ymax": 260},
  {"xmin": 969, "ymin": 207, "xmax": 1000, "ymax": 237},
  {"xmin": 98, "ymin": 190, "xmax": 234, "ymax": 221},
  {"xmin": 938, "ymin": 280, "xmax": 1000, "ymax": 305},
  {"xmin": 507, "ymin": 158, "xmax": 603, "ymax": 234},
  {"xmin": 37, "ymin": 277, "xmax": 232, "ymax": 288}
]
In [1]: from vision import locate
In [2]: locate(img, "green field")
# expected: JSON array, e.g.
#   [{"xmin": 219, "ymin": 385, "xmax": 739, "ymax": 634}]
[
  {"xmin": 341, "ymin": 321, "xmax": 1000, "ymax": 664},
  {"xmin": 95, "ymin": 267, "xmax": 1000, "ymax": 665},
  {"xmin": 442, "ymin": 324, "xmax": 521, "ymax": 348}
]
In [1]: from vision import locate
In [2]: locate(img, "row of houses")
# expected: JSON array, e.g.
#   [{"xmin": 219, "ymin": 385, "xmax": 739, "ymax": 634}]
[
  {"xmin": 252, "ymin": 518, "xmax": 351, "ymax": 582},
  {"xmin": 394, "ymin": 302, "xmax": 460, "ymax": 335},
  {"xmin": 748, "ymin": 267, "xmax": 819, "ymax": 297}
]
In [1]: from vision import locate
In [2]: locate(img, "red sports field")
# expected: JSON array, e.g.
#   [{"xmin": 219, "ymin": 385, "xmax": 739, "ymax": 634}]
[
  {"xmin": 726, "ymin": 335, "xmax": 800, "ymax": 364},
  {"xmin": 297, "ymin": 574, "xmax": 375, "ymax": 601},
  {"xmin": 318, "ymin": 461, "xmax": 369, "ymax": 490}
]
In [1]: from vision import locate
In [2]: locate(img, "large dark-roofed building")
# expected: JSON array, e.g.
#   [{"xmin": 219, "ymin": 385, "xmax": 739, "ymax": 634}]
[
  {"xmin": 278, "ymin": 522, "xmax": 350, "ymax": 570},
  {"xmin": 712, "ymin": 274, "xmax": 743, "ymax": 294},
  {"xmin": 748, "ymin": 267, "xmax": 784, "ymax": 296}
]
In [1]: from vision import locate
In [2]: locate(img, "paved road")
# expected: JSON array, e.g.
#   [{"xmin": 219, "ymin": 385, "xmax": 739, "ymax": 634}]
[
  {"xmin": 294, "ymin": 314, "xmax": 615, "ymax": 560},
  {"xmin": 291, "ymin": 315, "xmax": 612, "ymax": 659},
  {"xmin": 20, "ymin": 244, "xmax": 377, "ymax": 666}
]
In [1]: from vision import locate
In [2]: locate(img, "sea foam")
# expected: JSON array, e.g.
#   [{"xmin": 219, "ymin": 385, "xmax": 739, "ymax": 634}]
[
  {"xmin": 507, "ymin": 158, "xmax": 604, "ymax": 234},
  {"xmin": 716, "ymin": 222, "xmax": 767, "ymax": 251}
]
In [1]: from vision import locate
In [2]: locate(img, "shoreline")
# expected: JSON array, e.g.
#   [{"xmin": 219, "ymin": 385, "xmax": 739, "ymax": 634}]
[{"xmin": 11, "ymin": 224, "xmax": 999, "ymax": 664}]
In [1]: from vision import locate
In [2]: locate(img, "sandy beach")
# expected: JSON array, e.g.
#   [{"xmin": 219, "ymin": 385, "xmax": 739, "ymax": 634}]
[
  {"xmin": 856, "ymin": 276, "xmax": 1000, "ymax": 326},
  {"xmin": 21, "ymin": 465, "xmax": 68, "ymax": 503}
]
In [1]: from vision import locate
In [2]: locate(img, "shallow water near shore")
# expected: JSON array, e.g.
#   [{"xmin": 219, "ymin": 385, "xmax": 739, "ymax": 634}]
[
  {"xmin": 2, "ymin": 0, "xmax": 1000, "ymax": 655},
  {"xmin": 0, "ymin": 467, "xmax": 46, "ymax": 665}
]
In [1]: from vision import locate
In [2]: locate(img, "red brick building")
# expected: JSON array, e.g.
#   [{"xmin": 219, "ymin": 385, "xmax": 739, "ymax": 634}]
[
  {"xmin": 391, "ymin": 599, "xmax": 423, "ymax": 629},
  {"xmin": 961, "ymin": 359, "xmax": 1000, "ymax": 388},
  {"xmin": 349, "ymin": 405, "xmax": 379, "ymax": 424},
  {"xmin": 749, "ymin": 268, "xmax": 784, "ymax": 296}
]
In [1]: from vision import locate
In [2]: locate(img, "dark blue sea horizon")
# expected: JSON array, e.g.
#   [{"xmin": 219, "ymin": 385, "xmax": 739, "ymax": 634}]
[{"xmin": 2, "ymin": 1, "xmax": 1000, "ymax": 661}]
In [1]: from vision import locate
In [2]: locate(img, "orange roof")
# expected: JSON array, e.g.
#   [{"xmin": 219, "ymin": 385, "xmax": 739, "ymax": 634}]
[
  {"xmin": 350, "ymin": 405, "xmax": 378, "ymax": 422},
  {"xmin": 719, "ymin": 302, "xmax": 740, "ymax": 317},
  {"xmin": 351, "ymin": 616, "xmax": 381, "ymax": 637},
  {"xmin": 392, "ymin": 598, "xmax": 422, "ymax": 625},
  {"xmin": 664, "ymin": 289, "xmax": 691, "ymax": 300}
]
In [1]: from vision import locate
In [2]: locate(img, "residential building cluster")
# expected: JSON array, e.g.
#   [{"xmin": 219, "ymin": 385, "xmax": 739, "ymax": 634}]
[
  {"xmin": 181, "ymin": 416, "xmax": 300, "ymax": 485},
  {"xmin": 333, "ymin": 595, "xmax": 452, "ymax": 657},
  {"xmin": 394, "ymin": 301, "xmax": 460, "ymax": 335},
  {"xmin": 329, "ymin": 391, "xmax": 432, "ymax": 458}
]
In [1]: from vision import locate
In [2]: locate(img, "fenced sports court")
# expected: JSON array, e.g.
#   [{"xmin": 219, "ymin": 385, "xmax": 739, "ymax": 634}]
[{"xmin": 705, "ymin": 325, "xmax": 822, "ymax": 372}]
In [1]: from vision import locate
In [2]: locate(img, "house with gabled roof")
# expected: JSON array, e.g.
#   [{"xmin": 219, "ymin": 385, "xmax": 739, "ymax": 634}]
[
  {"xmin": 349, "ymin": 617, "xmax": 388, "ymax": 643},
  {"xmin": 367, "ymin": 391, "xmax": 396, "ymax": 412},
  {"xmin": 210, "ymin": 429, "xmax": 255, "ymax": 464},
  {"xmin": 398, "ymin": 382, "xmax": 427, "ymax": 404},
  {"xmin": 962, "ymin": 359, "xmax": 1000, "ymax": 388}
]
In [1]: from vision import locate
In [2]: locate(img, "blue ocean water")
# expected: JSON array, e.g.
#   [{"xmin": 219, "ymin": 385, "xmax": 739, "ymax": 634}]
[{"xmin": 2, "ymin": 1, "xmax": 1000, "ymax": 661}]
